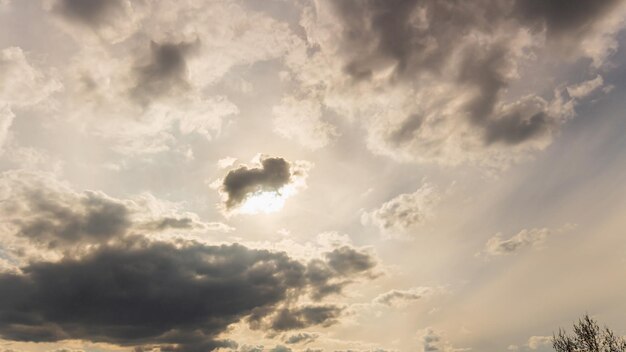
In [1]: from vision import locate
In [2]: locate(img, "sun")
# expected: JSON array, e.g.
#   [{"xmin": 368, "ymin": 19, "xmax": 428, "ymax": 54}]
[{"xmin": 237, "ymin": 185, "xmax": 297, "ymax": 214}]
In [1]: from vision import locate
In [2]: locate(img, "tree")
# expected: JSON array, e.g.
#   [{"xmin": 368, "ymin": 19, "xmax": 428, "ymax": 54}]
[{"xmin": 553, "ymin": 314, "xmax": 626, "ymax": 352}]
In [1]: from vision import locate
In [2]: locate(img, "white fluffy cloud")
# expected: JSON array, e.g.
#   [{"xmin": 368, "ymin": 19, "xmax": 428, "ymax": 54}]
[
  {"xmin": 363, "ymin": 183, "xmax": 440, "ymax": 237},
  {"xmin": 567, "ymin": 75, "xmax": 604, "ymax": 99},
  {"xmin": 482, "ymin": 226, "xmax": 573, "ymax": 257}
]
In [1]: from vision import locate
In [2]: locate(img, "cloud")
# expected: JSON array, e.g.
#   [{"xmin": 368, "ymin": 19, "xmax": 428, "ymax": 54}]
[
  {"xmin": 44, "ymin": 0, "xmax": 142, "ymax": 43},
  {"xmin": 373, "ymin": 287, "xmax": 436, "ymax": 307},
  {"xmin": 268, "ymin": 346, "xmax": 292, "ymax": 352},
  {"xmin": 482, "ymin": 226, "xmax": 573, "ymax": 257},
  {"xmin": 526, "ymin": 336, "xmax": 552, "ymax": 350},
  {"xmin": 42, "ymin": 0, "xmax": 299, "ymax": 157},
  {"xmin": 0, "ymin": 171, "xmax": 230, "ymax": 258},
  {"xmin": 50, "ymin": 0, "xmax": 125, "ymax": 27},
  {"xmin": 218, "ymin": 156, "xmax": 310, "ymax": 213},
  {"xmin": 0, "ymin": 242, "xmax": 306, "ymax": 351},
  {"xmin": 566, "ymin": 75, "xmax": 604, "ymax": 99},
  {"xmin": 0, "ymin": 238, "xmax": 375, "ymax": 351},
  {"xmin": 130, "ymin": 40, "xmax": 199, "ymax": 105},
  {"xmin": 284, "ymin": 332, "xmax": 319, "ymax": 345},
  {"xmin": 0, "ymin": 171, "xmax": 379, "ymax": 351},
  {"xmin": 417, "ymin": 328, "xmax": 466, "ymax": 352},
  {"xmin": 269, "ymin": 305, "xmax": 343, "ymax": 331},
  {"xmin": 306, "ymin": 246, "xmax": 378, "ymax": 301},
  {"xmin": 0, "ymin": 47, "xmax": 61, "ymax": 150},
  {"xmin": 513, "ymin": 0, "xmax": 620, "ymax": 41},
  {"xmin": 280, "ymin": 0, "xmax": 625, "ymax": 167},
  {"xmin": 363, "ymin": 183, "xmax": 440, "ymax": 236}
]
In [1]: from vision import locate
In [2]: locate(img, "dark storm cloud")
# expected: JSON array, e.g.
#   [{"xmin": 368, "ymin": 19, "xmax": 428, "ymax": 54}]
[
  {"xmin": 131, "ymin": 40, "xmax": 199, "ymax": 104},
  {"xmin": 51, "ymin": 0, "xmax": 124, "ymax": 26},
  {"xmin": 0, "ymin": 242, "xmax": 306, "ymax": 351},
  {"xmin": 270, "ymin": 306, "xmax": 343, "ymax": 331},
  {"xmin": 221, "ymin": 157, "xmax": 293, "ymax": 209},
  {"xmin": 9, "ymin": 189, "xmax": 131, "ymax": 249},
  {"xmin": 285, "ymin": 332, "xmax": 319, "ymax": 345}
]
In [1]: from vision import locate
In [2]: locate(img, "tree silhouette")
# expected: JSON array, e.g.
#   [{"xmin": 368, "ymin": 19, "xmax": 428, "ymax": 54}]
[{"xmin": 553, "ymin": 314, "xmax": 626, "ymax": 352}]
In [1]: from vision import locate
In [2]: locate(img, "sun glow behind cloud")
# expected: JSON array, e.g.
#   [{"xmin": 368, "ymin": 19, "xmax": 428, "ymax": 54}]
[{"xmin": 237, "ymin": 185, "xmax": 297, "ymax": 214}]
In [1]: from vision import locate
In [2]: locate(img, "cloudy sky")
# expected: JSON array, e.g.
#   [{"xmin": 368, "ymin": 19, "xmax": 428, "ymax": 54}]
[{"xmin": 1, "ymin": 1, "xmax": 626, "ymax": 351}]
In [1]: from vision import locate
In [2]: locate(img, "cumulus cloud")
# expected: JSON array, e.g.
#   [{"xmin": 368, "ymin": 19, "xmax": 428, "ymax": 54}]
[
  {"xmin": 269, "ymin": 305, "xmax": 343, "ymax": 332},
  {"xmin": 44, "ymin": 0, "xmax": 142, "ymax": 43},
  {"xmin": 279, "ymin": 0, "xmax": 625, "ymax": 167},
  {"xmin": 0, "ymin": 171, "xmax": 379, "ymax": 351},
  {"xmin": 41, "ymin": 0, "xmax": 300, "ymax": 157},
  {"xmin": 482, "ymin": 226, "xmax": 573, "ymax": 257},
  {"xmin": 363, "ymin": 183, "xmax": 440, "ymax": 236},
  {"xmin": 418, "ymin": 328, "xmax": 465, "ymax": 352},
  {"xmin": 526, "ymin": 336, "xmax": 552, "ymax": 350},
  {"xmin": 0, "ymin": 242, "xmax": 306, "ymax": 351},
  {"xmin": 59, "ymin": 38, "xmax": 239, "ymax": 156},
  {"xmin": 268, "ymin": 346, "xmax": 293, "ymax": 352},
  {"xmin": 0, "ymin": 239, "xmax": 372, "ymax": 352},
  {"xmin": 218, "ymin": 156, "xmax": 311, "ymax": 213},
  {"xmin": 284, "ymin": 332, "xmax": 318, "ymax": 345},
  {"xmin": 373, "ymin": 287, "xmax": 437, "ymax": 307},
  {"xmin": 0, "ymin": 171, "xmax": 230, "ymax": 260},
  {"xmin": 566, "ymin": 75, "xmax": 604, "ymax": 99},
  {"xmin": 50, "ymin": 0, "xmax": 125, "ymax": 27},
  {"xmin": 306, "ymin": 245, "xmax": 378, "ymax": 301},
  {"xmin": 130, "ymin": 39, "xmax": 199, "ymax": 105}
]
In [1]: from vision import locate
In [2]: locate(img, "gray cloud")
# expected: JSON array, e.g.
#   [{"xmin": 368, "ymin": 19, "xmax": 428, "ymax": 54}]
[
  {"xmin": 141, "ymin": 217, "xmax": 198, "ymax": 231},
  {"xmin": 0, "ymin": 172, "xmax": 379, "ymax": 351},
  {"xmin": 306, "ymin": 246, "xmax": 378, "ymax": 301},
  {"xmin": 285, "ymin": 332, "xmax": 319, "ymax": 345},
  {"xmin": 355, "ymin": 0, "xmax": 613, "ymax": 147},
  {"xmin": 51, "ymin": 0, "xmax": 124, "ymax": 27},
  {"xmin": 270, "ymin": 305, "xmax": 343, "ymax": 331},
  {"xmin": 325, "ymin": 246, "xmax": 377, "ymax": 277},
  {"xmin": 220, "ymin": 156, "xmax": 308, "ymax": 210},
  {"xmin": 0, "ymin": 172, "xmax": 234, "ymax": 257},
  {"xmin": 239, "ymin": 345, "xmax": 264, "ymax": 352},
  {"xmin": 131, "ymin": 40, "xmax": 199, "ymax": 105},
  {"xmin": 373, "ymin": 287, "xmax": 434, "ymax": 307},
  {"xmin": 0, "ymin": 242, "xmax": 349, "ymax": 351},
  {"xmin": 5, "ymin": 187, "xmax": 131, "ymax": 249},
  {"xmin": 483, "ymin": 228, "xmax": 555, "ymax": 256},
  {"xmin": 282, "ymin": 0, "xmax": 622, "ymax": 166},
  {"xmin": 269, "ymin": 346, "xmax": 293, "ymax": 352},
  {"xmin": 514, "ymin": 0, "xmax": 621, "ymax": 39}
]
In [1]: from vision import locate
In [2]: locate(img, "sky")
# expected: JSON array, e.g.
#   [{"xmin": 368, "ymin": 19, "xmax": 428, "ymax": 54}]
[{"xmin": 0, "ymin": 1, "xmax": 625, "ymax": 352}]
